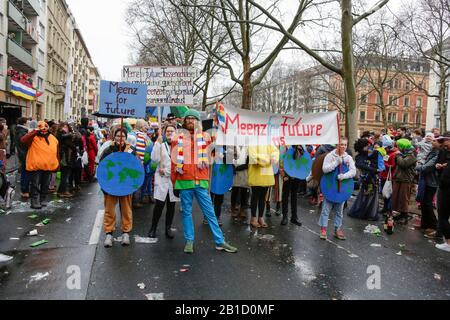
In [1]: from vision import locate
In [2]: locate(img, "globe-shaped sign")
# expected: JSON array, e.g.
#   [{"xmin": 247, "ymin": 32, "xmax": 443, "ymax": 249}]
[
  {"xmin": 97, "ymin": 152, "xmax": 145, "ymax": 196},
  {"xmin": 284, "ymin": 147, "xmax": 312, "ymax": 180},
  {"xmin": 320, "ymin": 163, "xmax": 355, "ymax": 204},
  {"xmin": 210, "ymin": 163, "xmax": 234, "ymax": 195}
]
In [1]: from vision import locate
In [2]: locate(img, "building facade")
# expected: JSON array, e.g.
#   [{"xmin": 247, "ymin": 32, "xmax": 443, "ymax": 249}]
[{"xmin": 0, "ymin": 0, "xmax": 43, "ymax": 124}]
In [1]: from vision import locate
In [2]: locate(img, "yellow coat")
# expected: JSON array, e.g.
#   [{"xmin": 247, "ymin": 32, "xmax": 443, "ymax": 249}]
[{"xmin": 248, "ymin": 145, "xmax": 279, "ymax": 187}]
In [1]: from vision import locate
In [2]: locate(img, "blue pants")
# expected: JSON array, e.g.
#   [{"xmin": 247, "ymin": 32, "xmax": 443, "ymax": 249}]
[
  {"xmin": 180, "ymin": 186, "xmax": 225, "ymax": 245},
  {"xmin": 20, "ymin": 164, "xmax": 31, "ymax": 194},
  {"xmin": 319, "ymin": 198, "xmax": 344, "ymax": 229}
]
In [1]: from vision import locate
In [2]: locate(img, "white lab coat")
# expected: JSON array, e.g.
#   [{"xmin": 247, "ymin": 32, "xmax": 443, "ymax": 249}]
[{"xmin": 151, "ymin": 141, "xmax": 179, "ymax": 202}]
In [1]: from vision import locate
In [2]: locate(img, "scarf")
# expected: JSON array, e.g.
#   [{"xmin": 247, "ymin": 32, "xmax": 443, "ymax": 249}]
[
  {"xmin": 176, "ymin": 130, "xmax": 207, "ymax": 174},
  {"xmin": 37, "ymin": 131, "xmax": 51, "ymax": 145}
]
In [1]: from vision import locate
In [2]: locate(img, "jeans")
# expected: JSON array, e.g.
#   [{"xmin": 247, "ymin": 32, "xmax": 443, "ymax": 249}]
[
  {"xmin": 319, "ymin": 199, "xmax": 344, "ymax": 229},
  {"xmin": 180, "ymin": 186, "xmax": 224, "ymax": 245},
  {"xmin": 20, "ymin": 163, "xmax": 30, "ymax": 193}
]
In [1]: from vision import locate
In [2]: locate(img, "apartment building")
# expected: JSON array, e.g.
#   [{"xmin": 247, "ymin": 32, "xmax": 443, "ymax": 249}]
[
  {"xmin": 87, "ymin": 62, "xmax": 100, "ymax": 117},
  {"xmin": 0, "ymin": 0, "xmax": 43, "ymax": 124}
]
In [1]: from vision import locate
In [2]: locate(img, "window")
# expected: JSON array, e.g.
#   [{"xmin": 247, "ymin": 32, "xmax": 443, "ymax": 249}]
[
  {"xmin": 360, "ymin": 93, "xmax": 367, "ymax": 105},
  {"xmin": 405, "ymin": 81, "xmax": 410, "ymax": 90},
  {"xmin": 416, "ymin": 113, "xmax": 421, "ymax": 125},
  {"xmin": 376, "ymin": 93, "xmax": 382, "ymax": 105},
  {"xmin": 37, "ymin": 77, "xmax": 43, "ymax": 90},
  {"xmin": 39, "ymin": 23, "xmax": 45, "ymax": 39},
  {"xmin": 389, "ymin": 95, "xmax": 398, "ymax": 105},
  {"xmin": 360, "ymin": 110, "xmax": 366, "ymax": 121},
  {"xmin": 0, "ymin": 54, "xmax": 3, "ymax": 75},
  {"xmin": 375, "ymin": 111, "xmax": 381, "ymax": 122},
  {"xmin": 38, "ymin": 49, "xmax": 45, "ymax": 65},
  {"xmin": 403, "ymin": 112, "xmax": 409, "ymax": 124},
  {"xmin": 0, "ymin": 13, "xmax": 4, "ymax": 35},
  {"xmin": 404, "ymin": 96, "xmax": 410, "ymax": 107},
  {"xmin": 417, "ymin": 96, "xmax": 422, "ymax": 108},
  {"xmin": 388, "ymin": 112, "xmax": 397, "ymax": 123}
]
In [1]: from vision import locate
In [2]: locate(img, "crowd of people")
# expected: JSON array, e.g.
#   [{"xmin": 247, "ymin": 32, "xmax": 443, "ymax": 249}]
[{"xmin": 1, "ymin": 111, "xmax": 449, "ymax": 256}]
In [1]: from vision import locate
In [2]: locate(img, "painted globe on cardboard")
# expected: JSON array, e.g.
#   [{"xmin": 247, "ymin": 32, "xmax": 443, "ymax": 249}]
[{"xmin": 97, "ymin": 152, "xmax": 145, "ymax": 196}]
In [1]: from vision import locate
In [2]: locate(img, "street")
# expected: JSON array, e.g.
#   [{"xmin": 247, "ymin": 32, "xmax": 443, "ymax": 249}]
[{"xmin": 1, "ymin": 170, "xmax": 449, "ymax": 300}]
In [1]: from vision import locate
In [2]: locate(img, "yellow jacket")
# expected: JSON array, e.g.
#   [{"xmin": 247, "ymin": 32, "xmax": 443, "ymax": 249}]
[{"xmin": 248, "ymin": 145, "xmax": 279, "ymax": 187}]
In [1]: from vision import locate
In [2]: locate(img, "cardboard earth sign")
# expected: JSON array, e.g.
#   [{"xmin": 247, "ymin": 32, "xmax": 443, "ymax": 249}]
[
  {"xmin": 97, "ymin": 152, "xmax": 145, "ymax": 196},
  {"xmin": 210, "ymin": 163, "xmax": 234, "ymax": 195},
  {"xmin": 284, "ymin": 147, "xmax": 313, "ymax": 180},
  {"xmin": 320, "ymin": 163, "xmax": 355, "ymax": 204}
]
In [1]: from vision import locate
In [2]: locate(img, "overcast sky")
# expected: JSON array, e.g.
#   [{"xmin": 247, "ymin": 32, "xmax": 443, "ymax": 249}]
[{"xmin": 66, "ymin": 0, "xmax": 132, "ymax": 81}]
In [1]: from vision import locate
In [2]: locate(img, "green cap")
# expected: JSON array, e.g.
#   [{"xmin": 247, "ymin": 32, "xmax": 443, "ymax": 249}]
[{"xmin": 183, "ymin": 109, "xmax": 201, "ymax": 120}]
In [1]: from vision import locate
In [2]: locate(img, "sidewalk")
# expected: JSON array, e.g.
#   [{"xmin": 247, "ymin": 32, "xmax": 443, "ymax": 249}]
[{"xmin": 5, "ymin": 154, "xmax": 19, "ymax": 174}]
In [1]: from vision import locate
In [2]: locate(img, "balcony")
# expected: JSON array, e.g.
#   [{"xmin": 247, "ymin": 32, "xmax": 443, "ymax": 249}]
[
  {"xmin": 7, "ymin": 38, "xmax": 37, "ymax": 73},
  {"xmin": 7, "ymin": 1, "xmax": 39, "ymax": 44},
  {"xmin": 22, "ymin": 0, "xmax": 40, "ymax": 16},
  {"xmin": 54, "ymin": 84, "xmax": 65, "ymax": 101}
]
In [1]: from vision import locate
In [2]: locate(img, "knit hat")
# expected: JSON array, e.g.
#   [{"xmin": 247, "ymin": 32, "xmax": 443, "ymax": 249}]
[
  {"xmin": 396, "ymin": 138, "xmax": 412, "ymax": 151},
  {"xmin": 381, "ymin": 135, "xmax": 393, "ymax": 148},
  {"xmin": 184, "ymin": 109, "xmax": 201, "ymax": 120}
]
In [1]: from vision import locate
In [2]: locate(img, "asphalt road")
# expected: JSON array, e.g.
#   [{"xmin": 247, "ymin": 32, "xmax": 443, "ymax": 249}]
[{"xmin": 1, "ymin": 172, "xmax": 449, "ymax": 300}]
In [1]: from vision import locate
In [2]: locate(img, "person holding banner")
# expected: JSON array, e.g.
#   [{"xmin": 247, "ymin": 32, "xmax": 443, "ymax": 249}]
[
  {"xmin": 319, "ymin": 138, "xmax": 356, "ymax": 240},
  {"xmin": 147, "ymin": 124, "xmax": 179, "ymax": 239},
  {"xmin": 248, "ymin": 144, "xmax": 280, "ymax": 228},
  {"xmin": 101, "ymin": 128, "xmax": 136, "ymax": 248},
  {"xmin": 171, "ymin": 110, "xmax": 237, "ymax": 254}
]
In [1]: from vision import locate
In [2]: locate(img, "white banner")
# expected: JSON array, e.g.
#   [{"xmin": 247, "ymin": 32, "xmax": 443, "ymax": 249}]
[
  {"xmin": 215, "ymin": 105, "xmax": 340, "ymax": 146},
  {"xmin": 121, "ymin": 65, "xmax": 196, "ymax": 106}
]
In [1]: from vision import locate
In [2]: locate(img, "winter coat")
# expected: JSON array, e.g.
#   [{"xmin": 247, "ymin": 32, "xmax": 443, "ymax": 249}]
[
  {"xmin": 416, "ymin": 140, "xmax": 432, "ymax": 166},
  {"xmin": 394, "ymin": 149, "xmax": 417, "ymax": 183},
  {"xmin": 232, "ymin": 146, "xmax": 249, "ymax": 188},
  {"xmin": 380, "ymin": 148, "xmax": 399, "ymax": 181},
  {"xmin": 57, "ymin": 132, "xmax": 75, "ymax": 168},
  {"xmin": 248, "ymin": 145, "xmax": 279, "ymax": 187},
  {"xmin": 355, "ymin": 151, "xmax": 379, "ymax": 185},
  {"xmin": 86, "ymin": 133, "xmax": 98, "ymax": 161},
  {"xmin": 416, "ymin": 149, "xmax": 439, "ymax": 188},
  {"xmin": 14, "ymin": 125, "xmax": 29, "ymax": 164},
  {"xmin": 21, "ymin": 131, "xmax": 59, "ymax": 172},
  {"xmin": 437, "ymin": 150, "xmax": 450, "ymax": 190},
  {"xmin": 151, "ymin": 141, "xmax": 179, "ymax": 202},
  {"xmin": 322, "ymin": 149, "xmax": 356, "ymax": 180}
]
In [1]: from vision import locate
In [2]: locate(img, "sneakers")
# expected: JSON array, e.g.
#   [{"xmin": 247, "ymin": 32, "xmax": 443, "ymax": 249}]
[
  {"xmin": 0, "ymin": 253, "xmax": 13, "ymax": 262},
  {"xmin": 435, "ymin": 242, "xmax": 450, "ymax": 253},
  {"xmin": 334, "ymin": 229, "xmax": 346, "ymax": 240},
  {"xmin": 184, "ymin": 241, "xmax": 194, "ymax": 254},
  {"xmin": 424, "ymin": 230, "xmax": 437, "ymax": 239},
  {"xmin": 320, "ymin": 227, "xmax": 327, "ymax": 240},
  {"xmin": 216, "ymin": 242, "xmax": 238, "ymax": 253},
  {"xmin": 104, "ymin": 234, "xmax": 113, "ymax": 248},
  {"xmin": 121, "ymin": 233, "xmax": 130, "ymax": 246}
]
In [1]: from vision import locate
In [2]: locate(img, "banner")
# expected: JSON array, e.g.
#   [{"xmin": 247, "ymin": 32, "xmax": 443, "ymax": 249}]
[
  {"xmin": 215, "ymin": 105, "xmax": 339, "ymax": 146},
  {"xmin": 122, "ymin": 65, "xmax": 196, "ymax": 106},
  {"xmin": 98, "ymin": 80, "xmax": 147, "ymax": 118}
]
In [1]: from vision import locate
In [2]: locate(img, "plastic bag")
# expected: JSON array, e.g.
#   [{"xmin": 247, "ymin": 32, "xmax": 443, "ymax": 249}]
[
  {"xmin": 382, "ymin": 167, "xmax": 392, "ymax": 199},
  {"xmin": 81, "ymin": 152, "xmax": 89, "ymax": 166}
]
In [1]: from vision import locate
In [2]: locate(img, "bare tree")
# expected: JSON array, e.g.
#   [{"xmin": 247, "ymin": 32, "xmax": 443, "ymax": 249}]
[
  {"xmin": 126, "ymin": 0, "xmax": 234, "ymax": 109},
  {"xmin": 232, "ymin": 0, "xmax": 390, "ymax": 149},
  {"xmin": 393, "ymin": 0, "xmax": 450, "ymax": 132},
  {"xmin": 168, "ymin": 0, "xmax": 309, "ymax": 111}
]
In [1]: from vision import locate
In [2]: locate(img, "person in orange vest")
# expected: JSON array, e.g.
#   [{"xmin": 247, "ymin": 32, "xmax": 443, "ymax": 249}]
[{"xmin": 20, "ymin": 121, "xmax": 59, "ymax": 209}]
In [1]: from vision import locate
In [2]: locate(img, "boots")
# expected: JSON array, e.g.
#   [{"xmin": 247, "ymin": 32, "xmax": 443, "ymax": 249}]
[
  {"xmin": 281, "ymin": 214, "xmax": 288, "ymax": 226},
  {"xmin": 165, "ymin": 227, "xmax": 174, "ymax": 239},
  {"xmin": 31, "ymin": 195, "xmax": 42, "ymax": 210}
]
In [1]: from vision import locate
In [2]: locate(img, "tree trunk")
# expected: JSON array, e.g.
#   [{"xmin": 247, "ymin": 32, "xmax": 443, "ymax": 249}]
[
  {"xmin": 241, "ymin": 56, "xmax": 253, "ymax": 110},
  {"xmin": 202, "ymin": 59, "xmax": 212, "ymax": 111},
  {"xmin": 439, "ymin": 71, "xmax": 447, "ymax": 133},
  {"xmin": 382, "ymin": 105, "xmax": 388, "ymax": 131},
  {"xmin": 341, "ymin": 0, "xmax": 358, "ymax": 149}
]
